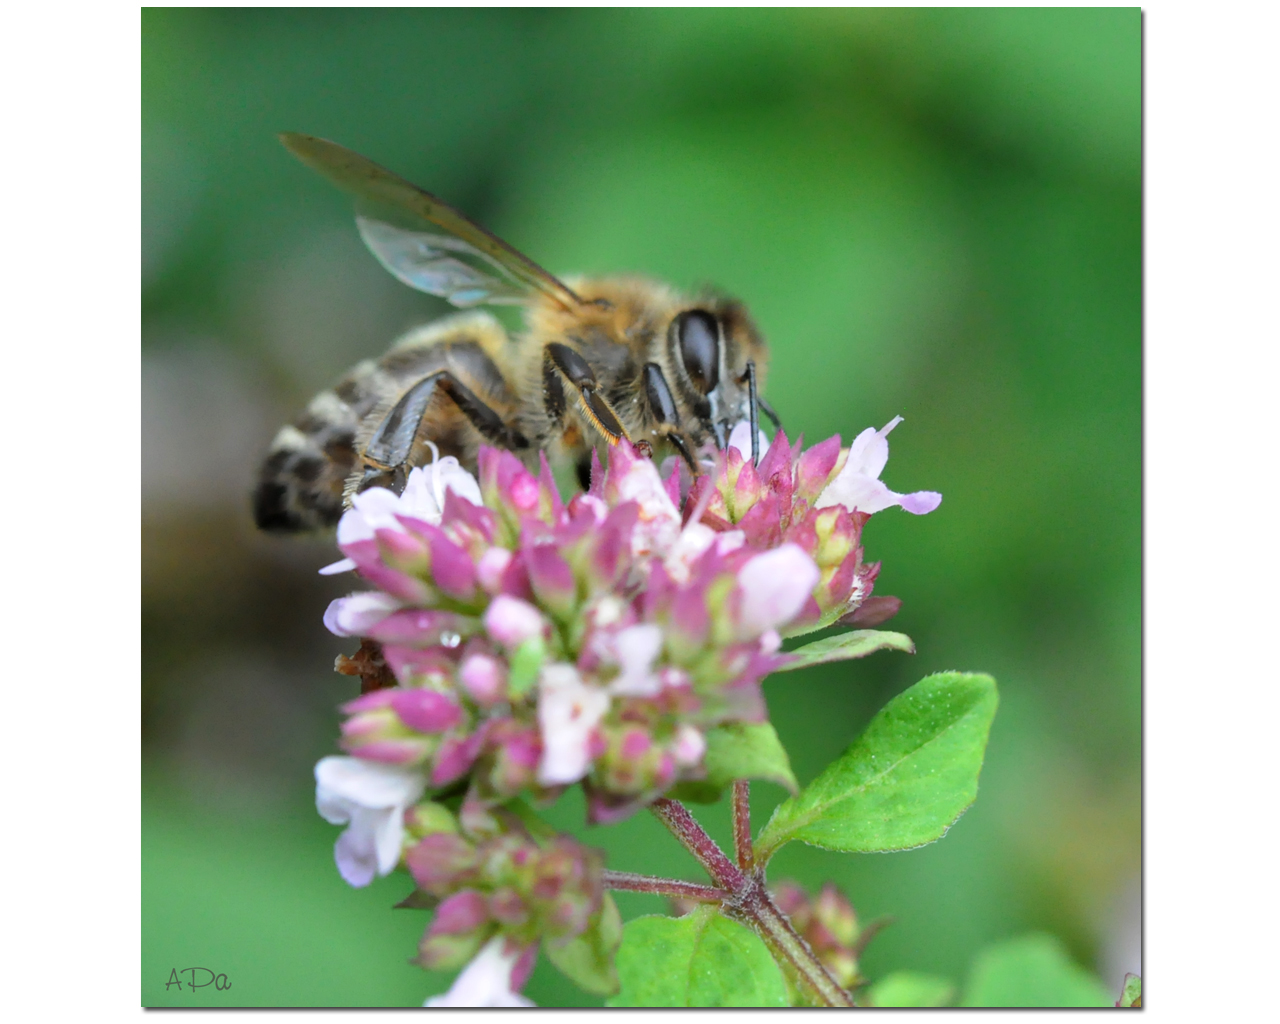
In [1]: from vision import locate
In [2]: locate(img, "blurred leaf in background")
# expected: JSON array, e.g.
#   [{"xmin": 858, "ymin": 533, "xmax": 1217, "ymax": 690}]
[{"xmin": 142, "ymin": 8, "xmax": 1139, "ymax": 1007}]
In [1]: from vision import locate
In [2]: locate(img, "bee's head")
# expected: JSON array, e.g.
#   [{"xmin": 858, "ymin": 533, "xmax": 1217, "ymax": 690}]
[{"xmin": 664, "ymin": 300, "xmax": 768, "ymax": 462}]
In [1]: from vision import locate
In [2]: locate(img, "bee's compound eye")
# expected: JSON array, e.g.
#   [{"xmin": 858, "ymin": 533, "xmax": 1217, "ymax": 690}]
[{"xmin": 674, "ymin": 310, "xmax": 720, "ymax": 394}]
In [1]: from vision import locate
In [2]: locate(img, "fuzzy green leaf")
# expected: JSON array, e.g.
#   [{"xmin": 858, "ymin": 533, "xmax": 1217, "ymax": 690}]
[
  {"xmin": 776, "ymin": 629, "xmax": 915, "ymax": 672},
  {"xmin": 668, "ymin": 722, "xmax": 798, "ymax": 803},
  {"xmin": 544, "ymin": 893, "xmax": 622, "ymax": 996},
  {"xmin": 961, "ymin": 934, "xmax": 1112, "ymax": 1007},
  {"xmin": 865, "ymin": 971, "xmax": 955, "ymax": 1007},
  {"xmin": 755, "ymin": 672, "xmax": 997, "ymax": 859},
  {"xmin": 606, "ymin": 908, "xmax": 789, "ymax": 1007},
  {"xmin": 1117, "ymin": 972, "xmax": 1141, "ymax": 1008}
]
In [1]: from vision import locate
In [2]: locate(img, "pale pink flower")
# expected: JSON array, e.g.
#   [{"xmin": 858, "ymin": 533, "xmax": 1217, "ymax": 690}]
[
  {"xmin": 321, "ymin": 455, "xmax": 482, "ymax": 575},
  {"xmin": 736, "ymin": 544, "xmax": 821, "ymax": 635},
  {"xmin": 816, "ymin": 416, "xmax": 942, "ymax": 516},
  {"xmin": 314, "ymin": 756, "xmax": 426, "ymax": 887}
]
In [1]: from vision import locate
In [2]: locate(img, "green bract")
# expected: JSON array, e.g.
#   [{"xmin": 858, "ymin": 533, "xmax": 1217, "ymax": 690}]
[
  {"xmin": 543, "ymin": 894, "xmax": 623, "ymax": 996},
  {"xmin": 776, "ymin": 629, "xmax": 915, "ymax": 671},
  {"xmin": 755, "ymin": 671, "xmax": 997, "ymax": 860}
]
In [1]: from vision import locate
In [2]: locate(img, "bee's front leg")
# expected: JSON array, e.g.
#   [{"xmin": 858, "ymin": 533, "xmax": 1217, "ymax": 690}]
[{"xmin": 543, "ymin": 343, "xmax": 631, "ymax": 447}]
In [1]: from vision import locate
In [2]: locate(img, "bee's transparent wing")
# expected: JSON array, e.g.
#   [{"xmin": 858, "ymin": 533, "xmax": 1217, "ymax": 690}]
[
  {"xmin": 356, "ymin": 217, "xmax": 527, "ymax": 308},
  {"xmin": 281, "ymin": 132, "xmax": 581, "ymax": 310}
]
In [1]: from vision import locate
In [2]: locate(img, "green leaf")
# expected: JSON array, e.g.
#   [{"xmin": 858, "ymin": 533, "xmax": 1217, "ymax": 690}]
[
  {"xmin": 545, "ymin": 893, "xmax": 622, "ymax": 996},
  {"xmin": 755, "ymin": 671, "xmax": 997, "ymax": 859},
  {"xmin": 865, "ymin": 971, "xmax": 955, "ymax": 1007},
  {"xmin": 668, "ymin": 722, "xmax": 798, "ymax": 803},
  {"xmin": 1117, "ymin": 972, "xmax": 1141, "ymax": 1008},
  {"xmin": 961, "ymin": 934, "xmax": 1112, "ymax": 1007},
  {"xmin": 606, "ymin": 907, "xmax": 789, "ymax": 1007},
  {"xmin": 775, "ymin": 629, "xmax": 915, "ymax": 672}
]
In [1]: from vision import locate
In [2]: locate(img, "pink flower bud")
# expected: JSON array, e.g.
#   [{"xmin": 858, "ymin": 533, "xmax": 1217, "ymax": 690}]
[
  {"xmin": 418, "ymin": 890, "xmax": 492, "ymax": 970},
  {"xmin": 390, "ymin": 689, "xmax": 464, "ymax": 733},
  {"xmin": 483, "ymin": 595, "xmax": 545, "ymax": 648},
  {"xmin": 488, "ymin": 886, "xmax": 529, "ymax": 926},
  {"xmin": 406, "ymin": 833, "xmax": 479, "ymax": 894},
  {"xmin": 671, "ymin": 725, "xmax": 707, "ymax": 767},
  {"xmin": 526, "ymin": 544, "xmax": 577, "ymax": 617},
  {"xmin": 460, "ymin": 653, "xmax": 507, "ymax": 705}
]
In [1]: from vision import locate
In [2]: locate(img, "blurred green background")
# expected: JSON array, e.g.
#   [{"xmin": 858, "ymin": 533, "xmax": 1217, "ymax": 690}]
[{"xmin": 141, "ymin": 8, "xmax": 1139, "ymax": 1007}]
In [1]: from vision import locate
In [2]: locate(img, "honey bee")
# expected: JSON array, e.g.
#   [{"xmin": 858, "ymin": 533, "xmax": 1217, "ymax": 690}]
[{"xmin": 253, "ymin": 133, "xmax": 781, "ymax": 533}]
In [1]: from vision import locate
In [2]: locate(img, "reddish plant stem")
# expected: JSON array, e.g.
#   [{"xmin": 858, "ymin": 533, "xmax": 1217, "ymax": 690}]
[
  {"xmin": 731, "ymin": 780, "xmax": 753, "ymax": 870},
  {"xmin": 649, "ymin": 797, "xmax": 853, "ymax": 1008},
  {"xmin": 601, "ymin": 869, "xmax": 727, "ymax": 903},
  {"xmin": 650, "ymin": 798, "xmax": 744, "ymax": 890}
]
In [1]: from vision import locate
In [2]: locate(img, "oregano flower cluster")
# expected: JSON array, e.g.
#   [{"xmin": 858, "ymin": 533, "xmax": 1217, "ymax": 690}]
[{"xmin": 311, "ymin": 419, "xmax": 973, "ymax": 1007}]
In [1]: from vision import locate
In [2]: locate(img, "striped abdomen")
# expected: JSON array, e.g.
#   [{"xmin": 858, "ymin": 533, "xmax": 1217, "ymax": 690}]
[{"xmin": 252, "ymin": 311, "xmax": 517, "ymax": 533}]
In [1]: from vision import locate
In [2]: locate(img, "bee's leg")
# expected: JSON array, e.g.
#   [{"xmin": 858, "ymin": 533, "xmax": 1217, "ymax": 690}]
[
  {"xmin": 363, "ymin": 370, "xmax": 529, "ymax": 476},
  {"xmin": 544, "ymin": 343, "xmax": 629, "ymax": 445},
  {"xmin": 738, "ymin": 360, "xmax": 761, "ymax": 464},
  {"xmin": 641, "ymin": 363, "xmax": 699, "ymax": 475}
]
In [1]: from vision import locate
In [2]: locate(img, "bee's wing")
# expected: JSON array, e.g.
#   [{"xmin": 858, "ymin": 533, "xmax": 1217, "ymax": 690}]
[
  {"xmin": 280, "ymin": 132, "xmax": 581, "ymax": 310},
  {"xmin": 355, "ymin": 217, "xmax": 526, "ymax": 308}
]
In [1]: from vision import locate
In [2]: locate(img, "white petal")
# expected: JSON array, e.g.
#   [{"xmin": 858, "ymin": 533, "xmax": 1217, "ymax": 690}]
[
  {"xmin": 339, "ymin": 487, "xmax": 403, "ymax": 544},
  {"xmin": 318, "ymin": 557, "xmax": 357, "ymax": 576},
  {"xmin": 425, "ymin": 938, "xmax": 535, "ymax": 1007},
  {"xmin": 433, "ymin": 456, "xmax": 483, "ymax": 509},
  {"xmin": 399, "ymin": 466, "xmax": 444, "ymax": 524},
  {"xmin": 817, "ymin": 474, "xmax": 900, "ymax": 515},
  {"xmin": 323, "ymin": 591, "xmax": 401, "ymax": 636},
  {"xmin": 333, "ymin": 806, "xmax": 384, "ymax": 887},
  {"xmin": 537, "ymin": 664, "xmax": 609, "ymax": 785},
  {"xmin": 315, "ymin": 758, "xmax": 426, "ymax": 888},
  {"xmin": 664, "ymin": 522, "xmax": 717, "ymax": 583},
  {"xmin": 610, "ymin": 623, "xmax": 664, "ymax": 696},
  {"xmin": 315, "ymin": 756, "xmax": 426, "ymax": 814}
]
